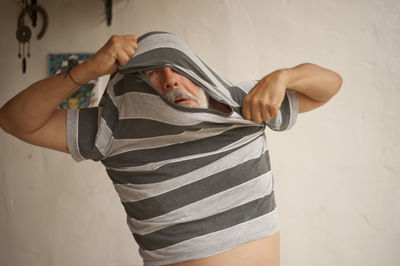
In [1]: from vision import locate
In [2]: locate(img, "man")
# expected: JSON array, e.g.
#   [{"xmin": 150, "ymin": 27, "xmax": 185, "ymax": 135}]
[{"xmin": 0, "ymin": 32, "xmax": 342, "ymax": 266}]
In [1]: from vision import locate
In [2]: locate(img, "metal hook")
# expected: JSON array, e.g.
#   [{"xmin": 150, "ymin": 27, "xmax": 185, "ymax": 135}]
[{"xmin": 17, "ymin": 2, "xmax": 48, "ymax": 40}]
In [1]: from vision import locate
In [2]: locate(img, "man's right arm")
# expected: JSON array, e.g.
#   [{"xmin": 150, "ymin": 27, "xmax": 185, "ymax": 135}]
[
  {"xmin": 0, "ymin": 34, "xmax": 138, "ymax": 153},
  {"xmin": 0, "ymin": 64, "xmax": 94, "ymax": 153}
]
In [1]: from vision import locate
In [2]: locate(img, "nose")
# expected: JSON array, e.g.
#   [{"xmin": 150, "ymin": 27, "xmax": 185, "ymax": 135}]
[{"xmin": 162, "ymin": 67, "xmax": 179, "ymax": 93}]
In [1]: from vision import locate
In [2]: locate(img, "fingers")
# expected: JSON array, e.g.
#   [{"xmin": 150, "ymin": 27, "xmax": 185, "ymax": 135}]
[
  {"xmin": 117, "ymin": 45, "xmax": 136, "ymax": 65},
  {"xmin": 109, "ymin": 34, "xmax": 138, "ymax": 66},
  {"xmin": 243, "ymin": 95, "xmax": 278, "ymax": 124},
  {"xmin": 242, "ymin": 80, "xmax": 285, "ymax": 124},
  {"xmin": 85, "ymin": 34, "xmax": 139, "ymax": 77}
]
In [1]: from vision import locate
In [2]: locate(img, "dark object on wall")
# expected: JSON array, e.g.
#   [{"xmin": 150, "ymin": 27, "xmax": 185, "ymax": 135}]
[
  {"xmin": 16, "ymin": 0, "xmax": 48, "ymax": 73},
  {"xmin": 105, "ymin": 0, "xmax": 112, "ymax": 26},
  {"xmin": 31, "ymin": 0, "xmax": 37, "ymax": 27}
]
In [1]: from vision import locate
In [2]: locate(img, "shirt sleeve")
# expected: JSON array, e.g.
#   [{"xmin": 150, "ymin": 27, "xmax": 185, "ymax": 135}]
[
  {"xmin": 67, "ymin": 107, "xmax": 102, "ymax": 162},
  {"xmin": 234, "ymin": 80, "xmax": 299, "ymax": 131},
  {"xmin": 266, "ymin": 89, "xmax": 298, "ymax": 131},
  {"xmin": 66, "ymin": 89, "xmax": 118, "ymax": 162}
]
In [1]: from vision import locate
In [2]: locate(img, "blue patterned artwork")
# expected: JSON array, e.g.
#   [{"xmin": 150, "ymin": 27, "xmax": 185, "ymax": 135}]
[{"xmin": 48, "ymin": 53, "xmax": 99, "ymax": 109}]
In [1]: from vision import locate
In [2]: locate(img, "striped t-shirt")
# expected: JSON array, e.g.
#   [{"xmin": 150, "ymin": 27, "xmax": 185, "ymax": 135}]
[{"xmin": 66, "ymin": 32, "xmax": 298, "ymax": 265}]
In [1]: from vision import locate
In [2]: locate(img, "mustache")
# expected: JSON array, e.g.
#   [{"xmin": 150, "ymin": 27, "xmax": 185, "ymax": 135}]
[{"xmin": 164, "ymin": 89, "xmax": 199, "ymax": 105}]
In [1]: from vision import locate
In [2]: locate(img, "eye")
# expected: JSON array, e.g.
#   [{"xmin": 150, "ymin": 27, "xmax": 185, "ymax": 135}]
[
  {"xmin": 144, "ymin": 68, "xmax": 160, "ymax": 78},
  {"xmin": 144, "ymin": 70, "xmax": 153, "ymax": 77}
]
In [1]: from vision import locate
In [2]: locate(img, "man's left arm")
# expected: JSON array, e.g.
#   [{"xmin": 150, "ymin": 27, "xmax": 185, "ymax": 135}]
[{"xmin": 242, "ymin": 63, "xmax": 343, "ymax": 123}]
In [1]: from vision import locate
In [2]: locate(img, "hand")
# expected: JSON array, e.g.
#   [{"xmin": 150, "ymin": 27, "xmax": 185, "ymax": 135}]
[
  {"xmin": 242, "ymin": 70, "xmax": 287, "ymax": 124},
  {"xmin": 84, "ymin": 34, "xmax": 138, "ymax": 79}
]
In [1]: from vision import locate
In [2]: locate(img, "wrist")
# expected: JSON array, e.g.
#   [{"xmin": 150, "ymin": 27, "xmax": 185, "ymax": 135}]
[
  {"xmin": 272, "ymin": 68, "xmax": 291, "ymax": 88},
  {"xmin": 70, "ymin": 60, "xmax": 98, "ymax": 84}
]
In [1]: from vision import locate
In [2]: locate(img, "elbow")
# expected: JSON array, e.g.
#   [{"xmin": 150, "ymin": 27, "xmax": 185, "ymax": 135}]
[
  {"xmin": 320, "ymin": 72, "xmax": 343, "ymax": 103},
  {"xmin": 327, "ymin": 71, "xmax": 343, "ymax": 100},
  {"xmin": 332, "ymin": 72, "xmax": 343, "ymax": 97},
  {"xmin": 0, "ymin": 107, "xmax": 6, "ymax": 131},
  {"xmin": 0, "ymin": 106, "xmax": 20, "ymax": 136},
  {"xmin": 0, "ymin": 107, "xmax": 11, "ymax": 134},
  {"xmin": 335, "ymin": 72, "xmax": 343, "ymax": 92}
]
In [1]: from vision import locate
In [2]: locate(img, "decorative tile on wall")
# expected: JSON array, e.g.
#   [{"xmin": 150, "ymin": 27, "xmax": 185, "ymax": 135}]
[{"xmin": 48, "ymin": 53, "xmax": 101, "ymax": 109}]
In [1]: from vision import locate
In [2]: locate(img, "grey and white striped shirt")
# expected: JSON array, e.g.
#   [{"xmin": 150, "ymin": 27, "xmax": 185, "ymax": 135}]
[{"xmin": 67, "ymin": 32, "xmax": 298, "ymax": 265}]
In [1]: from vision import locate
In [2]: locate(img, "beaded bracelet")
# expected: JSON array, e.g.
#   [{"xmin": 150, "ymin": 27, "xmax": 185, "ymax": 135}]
[{"xmin": 65, "ymin": 68, "xmax": 87, "ymax": 86}]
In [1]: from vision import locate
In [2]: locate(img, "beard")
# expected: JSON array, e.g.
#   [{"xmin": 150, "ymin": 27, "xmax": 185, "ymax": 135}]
[{"xmin": 165, "ymin": 88, "xmax": 209, "ymax": 108}]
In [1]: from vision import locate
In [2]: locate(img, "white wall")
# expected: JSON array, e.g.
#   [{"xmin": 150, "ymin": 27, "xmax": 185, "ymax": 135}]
[{"xmin": 1, "ymin": 0, "xmax": 399, "ymax": 265}]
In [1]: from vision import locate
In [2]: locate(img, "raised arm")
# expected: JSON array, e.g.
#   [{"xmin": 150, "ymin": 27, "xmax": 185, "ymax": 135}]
[
  {"xmin": 0, "ymin": 35, "xmax": 138, "ymax": 152},
  {"xmin": 242, "ymin": 63, "xmax": 343, "ymax": 123}
]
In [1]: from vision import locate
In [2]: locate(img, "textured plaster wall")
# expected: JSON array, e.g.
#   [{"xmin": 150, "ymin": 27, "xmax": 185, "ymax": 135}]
[{"xmin": 0, "ymin": 0, "xmax": 399, "ymax": 265}]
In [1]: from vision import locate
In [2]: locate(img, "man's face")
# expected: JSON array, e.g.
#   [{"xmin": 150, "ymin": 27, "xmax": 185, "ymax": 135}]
[{"xmin": 144, "ymin": 67, "xmax": 209, "ymax": 108}]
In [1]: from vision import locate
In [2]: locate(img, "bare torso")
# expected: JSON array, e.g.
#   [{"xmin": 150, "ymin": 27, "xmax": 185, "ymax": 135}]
[{"xmin": 165, "ymin": 231, "xmax": 280, "ymax": 266}]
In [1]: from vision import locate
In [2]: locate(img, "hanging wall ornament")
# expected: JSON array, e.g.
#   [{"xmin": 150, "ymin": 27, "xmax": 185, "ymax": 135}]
[
  {"xmin": 16, "ymin": 0, "xmax": 48, "ymax": 73},
  {"xmin": 104, "ymin": 0, "xmax": 112, "ymax": 26}
]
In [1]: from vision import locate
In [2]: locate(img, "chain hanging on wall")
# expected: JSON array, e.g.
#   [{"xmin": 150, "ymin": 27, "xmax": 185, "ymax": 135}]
[{"xmin": 16, "ymin": 0, "xmax": 48, "ymax": 73}]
